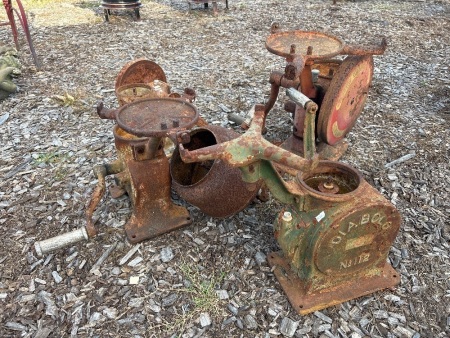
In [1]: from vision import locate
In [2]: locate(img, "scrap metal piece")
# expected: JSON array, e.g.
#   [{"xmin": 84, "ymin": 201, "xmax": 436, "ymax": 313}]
[
  {"xmin": 317, "ymin": 55, "xmax": 374, "ymax": 145},
  {"xmin": 115, "ymin": 58, "xmax": 167, "ymax": 90},
  {"xmin": 97, "ymin": 98, "xmax": 199, "ymax": 138},
  {"xmin": 115, "ymin": 83, "xmax": 154, "ymax": 106},
  {"xmin": 171, "ymin": 126, "xmax": 262, "ymax": 218}
]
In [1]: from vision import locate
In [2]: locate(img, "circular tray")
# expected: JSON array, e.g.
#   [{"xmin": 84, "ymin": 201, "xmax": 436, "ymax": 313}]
[
  {"xmin": 266, "ymin": 30, "xmax": 343, "ymax": 60},
  {"xmin": 116, "ymin": 98, "xmax": 198, "ymax": 138}
]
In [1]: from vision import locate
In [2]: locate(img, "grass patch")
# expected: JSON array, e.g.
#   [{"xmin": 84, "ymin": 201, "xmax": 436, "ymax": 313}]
[
  {"xmin": 32, "ymin": 151, "xmax": 70, "ymax": 180},
  {"xmin": 151, "ymin": 262, "xmax": 227, "ymax": 336}
]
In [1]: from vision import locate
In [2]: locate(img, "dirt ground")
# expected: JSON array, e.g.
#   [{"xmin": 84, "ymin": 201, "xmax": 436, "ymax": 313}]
[{"xmin": 0, "ymin": 0, "xmax": 449, "ymax": 337}]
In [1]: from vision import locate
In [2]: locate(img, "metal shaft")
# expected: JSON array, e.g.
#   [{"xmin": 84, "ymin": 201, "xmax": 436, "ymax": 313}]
[
  {"xmin": 286, "ymin": 87, "xmax": 311, "ymax": 109},
  {"xmin": 34, "ymin": 227, "xmax": 89, "ymax": 257}
]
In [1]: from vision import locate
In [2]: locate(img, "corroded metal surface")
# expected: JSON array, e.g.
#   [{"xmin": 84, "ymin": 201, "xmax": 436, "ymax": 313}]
[
  {"xmin": 115, "ymin": 58, "xmax": 167, "ymax": 90},
  {"xmin": 178, "ymin": 104, "xmax": 318, "ymax": 173},
  {"xmin": 263, "ymin": 26, "xmax": 386, "ymax": 161},
  {"xmin": 115, "ymin": 83, "xmax": 153, "ymax": 106},
  {"xmin": 98, "ymin": 98, "xmax": 199, "ymax": 138},
  {"xmin": 267, "ymin": 252, "xmax": 400, "ymax": 315},
  {"xmin": 171, "ymin": 126, "xmax": 261, "ymax": 218},
  {"xmin": 272, "ymin": 161, "xmax": 401, "ymax": 301},
  {"xmin": 177, "ymin": 100, "xmax": 401, "ymax": 313},
  {"xmin": 317, "ymin": 55, "xmax": 374, "ymax": 145},
  {"xmin": 266, "ymin": 30, "xmax": 344, "ymax": 60}
]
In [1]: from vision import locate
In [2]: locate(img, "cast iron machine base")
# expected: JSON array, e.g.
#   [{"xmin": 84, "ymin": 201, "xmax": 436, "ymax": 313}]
[{"xmin": 268, "ymin": 252, "xmax": 400, "ymax": 315}]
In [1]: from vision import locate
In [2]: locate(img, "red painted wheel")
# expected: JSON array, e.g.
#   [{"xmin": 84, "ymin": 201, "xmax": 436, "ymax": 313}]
[{"xmin": 317, "ymin": 55, "xmax": 374, "ymax": 145}]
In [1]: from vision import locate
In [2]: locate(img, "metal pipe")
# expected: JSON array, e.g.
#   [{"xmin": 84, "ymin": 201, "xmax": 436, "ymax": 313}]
[
  {"xmin": 34, "ymin": 227, "xmax": 89, "ymax": 257},
  {"xmin": 286, "ymin": 87, "xmax": 311, "ymax": 109}
]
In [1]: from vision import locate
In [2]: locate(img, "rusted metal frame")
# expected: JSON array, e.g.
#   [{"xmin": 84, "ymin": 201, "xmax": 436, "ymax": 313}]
[
  {"xmin": 285, "ymin": 88, "xmax": 318, "ymax": 160},
  {"xmin": 85, "ymin": 160, "xmax": 125, "ymax": 237},
  {"xmin": 264, "ymin": 71, "xmax": 301, "ymax": 117},
  {"xmin": 179, "ymin": 104, "xmax": 317, "ymax": 172}
]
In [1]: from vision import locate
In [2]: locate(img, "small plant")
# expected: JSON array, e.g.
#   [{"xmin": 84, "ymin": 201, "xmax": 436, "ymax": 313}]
[
  {"xmin": 32, "ymin": 151, "xmax": 64, "ymax": 166},
  {"xmin": 32, "ymin": 151, "xmax": 70, "ymax": 180},
  {"xmin": 150, "ymin": 262, "xmax": 227, "ymax": 336}
]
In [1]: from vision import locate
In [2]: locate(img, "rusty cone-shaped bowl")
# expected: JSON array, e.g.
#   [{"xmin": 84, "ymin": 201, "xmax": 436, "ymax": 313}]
[{"xmin": 170, "ymin": 126, "xmax": 262, "ymax": 218}]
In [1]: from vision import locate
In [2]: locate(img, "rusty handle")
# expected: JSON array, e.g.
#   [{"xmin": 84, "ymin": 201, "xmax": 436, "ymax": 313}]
[
  {"xmin": 97, "ymin": 101, "xmax": 118, "ymax": 120},
  {"xmin": 342, "ymin": 38, "xmax": 387, "ymax": 56},
  {"xmin": 85, "ymin": 160, "xmax": 124, "ymax": 237}
]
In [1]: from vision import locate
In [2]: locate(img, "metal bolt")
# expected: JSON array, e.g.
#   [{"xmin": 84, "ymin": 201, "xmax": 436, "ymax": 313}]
[
  {"xmin": 323, "ymin": 181, "xmax": 335, "ymax": 190},
  {"xmin": 161, "ymin": 122, "xmax": 168, "ymax": 130},
  {"xmin": 290, "ymin": 44, "xmax": 296, "ymax": 54},
  {"xmin": 282, "ymin": 211, "xmax": 293, "ymax": 223},
  {"xmin": 173, "ymin": 120, "xmax": 180, "ymax": 128},
  {"xmin": 312, "ymin": 69, "xmax": 320, "ymax": 83},
  {"xmin": 307, "ymin": 46, "xmax": 313, "ymax": 55},
  {"xmin": 180, "ymin": 132, "xmax": 191, "ymax": 145}
]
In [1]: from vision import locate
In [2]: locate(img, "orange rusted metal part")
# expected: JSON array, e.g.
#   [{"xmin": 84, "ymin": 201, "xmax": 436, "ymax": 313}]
[
  {"xmin": 115, "ymin": 58, "xmax": 167, "ymax": 91},
  {"xmin": 171, "ymin": 126, "xmax": 262, "ymax": 218},
  {"xmin": 98, "ymin": 98, "xmax": 199, "ymax": 138},
  {"xmin": 267, "ymin": 252, "xmax": 400, "ymax": 315},
  {"xmin": 113, "ymin": 126, "xmax": 193, "ymax": 243},
  {"xmin": 317, "ymin": 55, "xmax": 374, "ymax": 145},
  {"xmin": 265, "ymin": 30, "xmax": 344, "ymax": 61},
  {"xmin": 88, "ymin": 97, "xmax": 200, "ymax": 243}
]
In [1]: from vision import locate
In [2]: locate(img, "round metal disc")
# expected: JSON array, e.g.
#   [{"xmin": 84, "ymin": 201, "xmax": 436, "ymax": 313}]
[
  {"xmin": 266, "ymin": 31, "xmax": 343, "ymax": 60},
  {"xmin": 116, "ymin": 98, "xmax": 198, "ymax": 137},
  {"xmin": 115, "ymin": 59, "xmax": 167, "ymax": 90},
  {"xmin": 317, "ymin": 55, "xmax": 374, "ymax": 145}
]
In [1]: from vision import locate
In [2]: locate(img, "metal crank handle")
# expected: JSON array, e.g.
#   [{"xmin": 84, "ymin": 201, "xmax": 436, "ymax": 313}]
[
  {"xmin": 34, "ymin": 227, "xmax": 89, "ymax": 257},
  {"xmin": 179, "ymin": 104, "xmax": 318, "ymax": 172}
]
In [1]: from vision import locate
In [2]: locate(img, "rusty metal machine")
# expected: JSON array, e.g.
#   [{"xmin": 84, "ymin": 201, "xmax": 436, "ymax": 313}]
[
  {"xmin": 86, "ymin": 60, "xmax": 201, "ymax": 243},
  {"xmin": 259, "ymin": 23, "xmax": 386, "ymax": 161},
  {"xmin": 35, "ymin": 60, "xmax": 200, "ymax": 254},
  {"xmin": 177, "ymin": 89, "xmax": 401, "ymax": 314},
  {"xmin": 34, "ymin": 27, "xmax": 401, "ymax": 314}
]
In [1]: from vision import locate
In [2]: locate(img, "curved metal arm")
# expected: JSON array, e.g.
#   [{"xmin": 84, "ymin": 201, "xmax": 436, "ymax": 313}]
[
  {"xmin": 178, "ymin": 97, "xmax": 319, "ymax": 172},
  {"xmin": 85, "ymin": 160, "xmax": 124, "ymax": 237},
  {"xmin": 97, "ymin": 101, "xmax": 118, "ymax": 120}
]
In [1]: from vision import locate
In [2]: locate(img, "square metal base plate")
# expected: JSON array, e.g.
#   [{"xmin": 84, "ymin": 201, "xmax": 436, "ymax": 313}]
[{"xmin": 267, "ymin": 251, "xmax": 401, "ymax": 315}]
